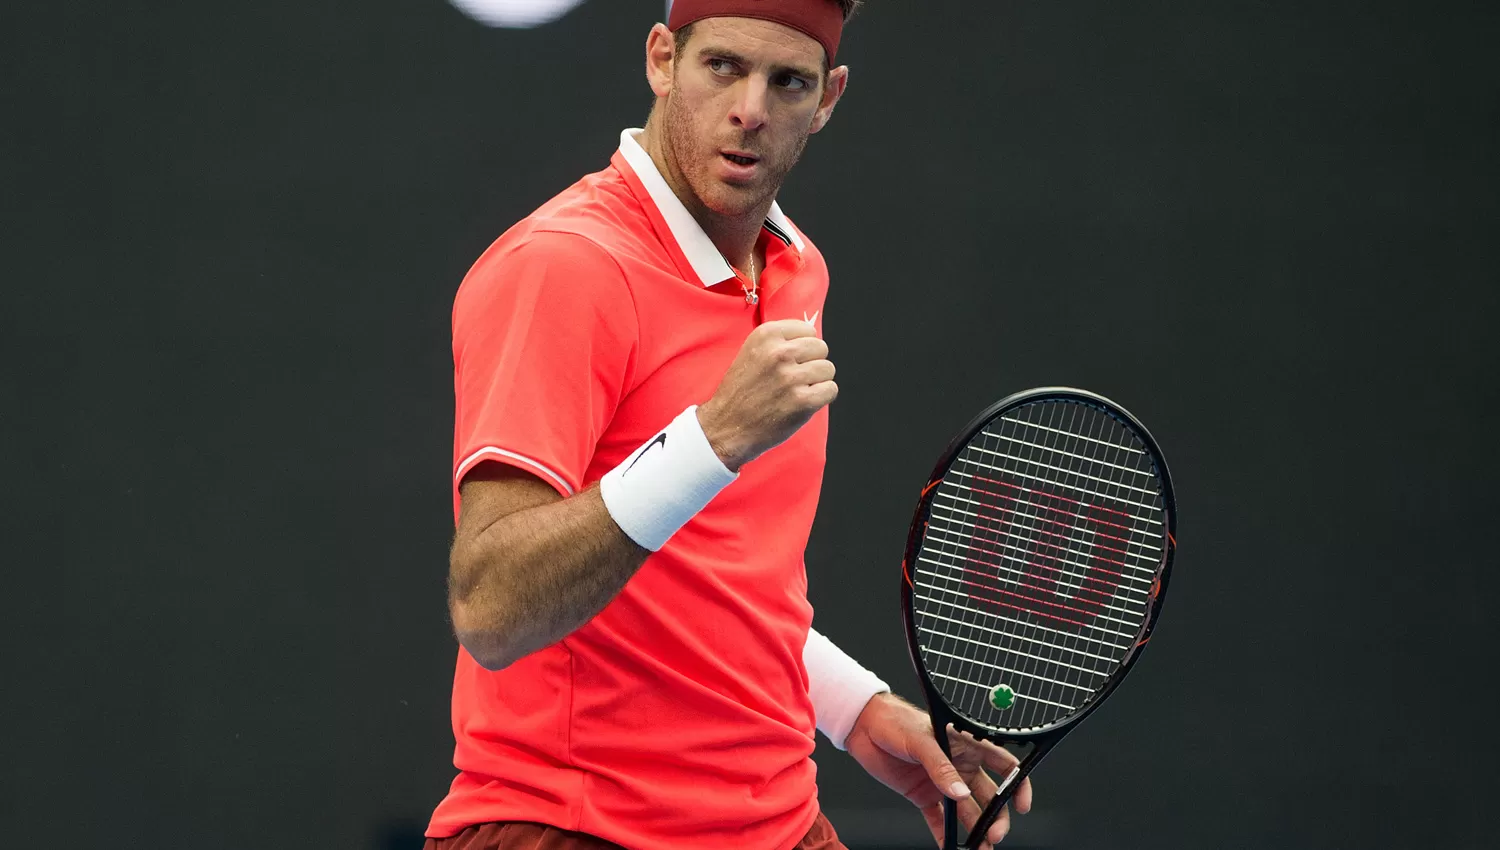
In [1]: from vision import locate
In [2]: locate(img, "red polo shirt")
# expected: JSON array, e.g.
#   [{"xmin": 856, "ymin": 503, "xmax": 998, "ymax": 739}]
[{"xmin": 429, "ymin": 130, "xmax": 833, "ymax": 849}]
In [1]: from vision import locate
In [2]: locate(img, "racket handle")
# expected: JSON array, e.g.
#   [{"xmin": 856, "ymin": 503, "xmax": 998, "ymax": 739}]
[
  {"xmin": 963, "ymin": 765, "xmax": 1024, "ymax": 850},
  {"xmin": 935, "ymin": 721, "xmax": 961, "ymax": 850}
]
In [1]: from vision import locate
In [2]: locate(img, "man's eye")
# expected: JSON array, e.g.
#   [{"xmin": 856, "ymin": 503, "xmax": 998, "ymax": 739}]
[
  {"xmin": 708, "ymin": 58, "xmax": 735, "ymax": 75},
  {"xmin": 776, "ymin": 74, "xmax": 809, "ymax": 92}
]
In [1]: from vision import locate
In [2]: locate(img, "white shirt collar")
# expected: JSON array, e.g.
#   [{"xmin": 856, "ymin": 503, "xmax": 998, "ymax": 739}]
[{"xmin": 618, "ymin": 128, "xmax": 804, "ymax": 288}]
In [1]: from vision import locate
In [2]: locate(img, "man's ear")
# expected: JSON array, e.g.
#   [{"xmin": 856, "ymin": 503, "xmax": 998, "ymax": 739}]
[
  {"xmin": 811, "ymin": 65, "xmax": 850, "ymax": 134},
  {"xmin": 645, "ymin": 23, "xmax": 677, "ymax": 98}
]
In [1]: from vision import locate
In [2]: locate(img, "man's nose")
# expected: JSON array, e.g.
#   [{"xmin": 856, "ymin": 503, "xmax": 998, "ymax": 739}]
[{"xmin": 728, "ymin": 77, "xmax": 770, "ymax": 131}]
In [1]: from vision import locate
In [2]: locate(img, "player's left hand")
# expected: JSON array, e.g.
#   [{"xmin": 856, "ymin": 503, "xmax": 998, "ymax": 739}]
[{"xmin": 843, "ymin": 692, "xmax": 1033, "ymax": 849}]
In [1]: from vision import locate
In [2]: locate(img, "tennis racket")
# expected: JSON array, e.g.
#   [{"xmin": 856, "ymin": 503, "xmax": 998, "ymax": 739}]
[{"xmin": 900, "ymin": 387, "xmax": 1177, "ymax": 849}]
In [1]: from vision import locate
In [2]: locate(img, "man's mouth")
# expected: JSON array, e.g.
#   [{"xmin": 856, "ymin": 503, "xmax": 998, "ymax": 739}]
[{"xmin": 722, "ymin": 152, "xmax": 759, "ymax": 166}]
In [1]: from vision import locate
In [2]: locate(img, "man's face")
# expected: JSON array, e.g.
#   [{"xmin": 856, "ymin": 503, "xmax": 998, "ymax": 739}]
[{"xmin": 658, "ymin": 18, "xmax": 839, "ymax": 218}]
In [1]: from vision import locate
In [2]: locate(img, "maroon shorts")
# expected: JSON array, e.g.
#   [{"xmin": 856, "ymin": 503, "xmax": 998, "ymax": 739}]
[{"xmin": 424, "ymin": 812, "xmax": 847, "ymax": 850}]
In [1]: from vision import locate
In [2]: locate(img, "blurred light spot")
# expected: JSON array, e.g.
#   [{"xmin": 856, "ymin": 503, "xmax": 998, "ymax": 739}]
[{"xmin": 447, "ymin": 0, "xmax": 592, "ymax": 28}]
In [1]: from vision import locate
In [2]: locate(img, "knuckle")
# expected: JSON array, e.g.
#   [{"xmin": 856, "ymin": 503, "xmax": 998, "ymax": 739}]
[{"xmin": 769, "ymin": 318, "xmax": 801, "ymax": 339}]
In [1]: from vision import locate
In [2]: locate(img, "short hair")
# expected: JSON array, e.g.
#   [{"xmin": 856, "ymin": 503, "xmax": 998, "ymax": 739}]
[
  {"xmin": 672, "ymin": 1, "xmax": 864, "ymax": 71},
  {"xmin": 832, "ymin": 0, "xmax": 863, "ymax": 18}
]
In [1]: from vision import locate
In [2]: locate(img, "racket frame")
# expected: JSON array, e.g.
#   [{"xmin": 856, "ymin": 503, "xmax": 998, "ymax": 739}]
[{"xmin": 899, "ymin": 387, "xmax": 1177, "ymax": 849}]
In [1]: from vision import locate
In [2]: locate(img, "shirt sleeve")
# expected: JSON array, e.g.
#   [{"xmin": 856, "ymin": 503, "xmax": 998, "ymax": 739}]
[{"xmin": 452, "ymin": 230, "xmax": 639, "ymax": 497}]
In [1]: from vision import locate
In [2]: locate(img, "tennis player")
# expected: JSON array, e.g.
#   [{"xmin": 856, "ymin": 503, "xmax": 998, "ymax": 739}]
[{"xmin": 427, "ymin": 3, "xmax": 1033, "ymax": 848}]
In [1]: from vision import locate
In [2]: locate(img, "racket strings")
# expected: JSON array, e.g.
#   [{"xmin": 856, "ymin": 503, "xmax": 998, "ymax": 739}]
[{"xmin": 911, "ymin": 401, "xmax": 1166, "ymax": 731}]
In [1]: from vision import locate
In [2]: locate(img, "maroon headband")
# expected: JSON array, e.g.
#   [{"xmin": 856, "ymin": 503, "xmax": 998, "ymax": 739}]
[{"xmin": 668, "ymin": 0, "xmax": 846, "ymax": 65}]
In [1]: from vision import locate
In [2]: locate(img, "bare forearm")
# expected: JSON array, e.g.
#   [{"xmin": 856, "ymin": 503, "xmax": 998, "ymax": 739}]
[
  {"xmin": 448, "ymin": 320, "xmax": 838, "ymax": 670},
  {"xmin": 449, "ymin": 485, "xmax": 648, "ymax": 670}
]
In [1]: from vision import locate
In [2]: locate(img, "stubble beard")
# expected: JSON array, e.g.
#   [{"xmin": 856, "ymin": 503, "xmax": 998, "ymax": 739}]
[{"xmin": 661, "ymin": 89, "xmax": 812, "ymax": 220}]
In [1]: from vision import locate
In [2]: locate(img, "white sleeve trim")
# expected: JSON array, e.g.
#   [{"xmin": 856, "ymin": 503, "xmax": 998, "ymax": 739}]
[
  {"xmin": 804, "ymin": 626, "xmax": 891, "ymax": 751},
  {"xmin": 454, "ymin": 446, "xmax": 575, "ymax": 496}
]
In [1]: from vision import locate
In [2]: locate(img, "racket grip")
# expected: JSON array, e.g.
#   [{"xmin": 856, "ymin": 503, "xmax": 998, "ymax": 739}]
[
  {"xmin": 942, "ymin": 797, "xmax": 959, "ymax": 850},
  {"xmin": 963, "ymin": 766, "xmax": 1022, "ymax": 850},
  {"xmin": 935, "ymin": 723, "xmax": 961, "ymax": 850}
]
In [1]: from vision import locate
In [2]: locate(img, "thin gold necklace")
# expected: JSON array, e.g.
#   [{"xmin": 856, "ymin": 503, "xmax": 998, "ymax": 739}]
[{"xmin": 743, "ymin": 252, "xmax": 759, "ymax": 305}]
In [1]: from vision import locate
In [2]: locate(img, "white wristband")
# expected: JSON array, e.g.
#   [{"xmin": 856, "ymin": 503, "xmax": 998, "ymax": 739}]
[
  {"xmin": 600, "ymin": 406, "xmax": 738, "ymax": 552},
  {"xmin": 804, "ymin": 627, "xmax": 891, "ymax": 750}
]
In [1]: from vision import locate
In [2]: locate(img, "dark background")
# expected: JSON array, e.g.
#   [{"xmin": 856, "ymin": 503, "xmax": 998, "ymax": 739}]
[{"xmin": 2, "ymin": 0, "xmax": 1496, "ymax": 847}]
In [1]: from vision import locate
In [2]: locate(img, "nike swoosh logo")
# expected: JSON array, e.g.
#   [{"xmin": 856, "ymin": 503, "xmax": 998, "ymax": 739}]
[{"xmin": 623, "ymin": 432, "xmax": 667, "ymax": 476}]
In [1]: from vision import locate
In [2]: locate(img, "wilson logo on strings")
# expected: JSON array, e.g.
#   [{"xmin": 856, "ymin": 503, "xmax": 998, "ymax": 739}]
[{"xmin": 958, "ymin": 474, "xmax": 1130, "ymax": 629}]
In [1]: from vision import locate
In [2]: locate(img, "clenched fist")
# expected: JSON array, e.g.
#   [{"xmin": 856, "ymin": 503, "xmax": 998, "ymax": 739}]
[{"xmin": 696, "ymin": 319, "xmax": 837, "ymax": 472}]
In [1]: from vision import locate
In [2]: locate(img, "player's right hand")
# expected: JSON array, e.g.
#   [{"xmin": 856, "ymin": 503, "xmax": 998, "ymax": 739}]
[{"xmin": 696, "ymin": 318, "xmax": 837, "ymax": 472}]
